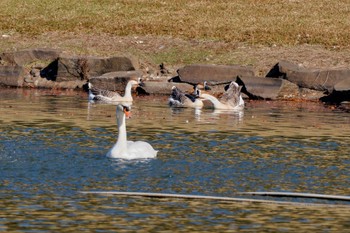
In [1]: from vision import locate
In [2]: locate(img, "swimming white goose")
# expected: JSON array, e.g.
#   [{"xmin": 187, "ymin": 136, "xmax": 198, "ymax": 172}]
[
  {"xmin": 88, "ymin": 78, "xmax": 141, "ymax": 102},
  {"xmin": 168, "ymin": 85, "xmax": 204, "ymax": 108},
  {"xmin": 107, "ymin": 104, "xmax": 158, "ymax": 159},
  {"xmin": 200, "ymin": 81, "xmax": 244, "ymax": 110}
]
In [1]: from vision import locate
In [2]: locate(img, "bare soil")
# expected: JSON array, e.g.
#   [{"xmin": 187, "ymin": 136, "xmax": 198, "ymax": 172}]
[{"xmin": 2, "ymin": 32, "xmax": 350, "ymax": 77}]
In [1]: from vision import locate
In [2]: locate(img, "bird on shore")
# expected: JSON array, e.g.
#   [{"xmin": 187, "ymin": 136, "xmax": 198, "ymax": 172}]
[
  {"xmin": 88, "ymin": 78, "xmax": 142, "ymax": 102},
  {"xmin": 107, "ymin": 103, "xmax": 158, "ymax": 159},
  {"xmin": 168, "ymin": 85, "xmax": 204, "ymax": 109},
  {"xmin": 200, "ymin": 81, "xmax": 244, "ymax": 110}
]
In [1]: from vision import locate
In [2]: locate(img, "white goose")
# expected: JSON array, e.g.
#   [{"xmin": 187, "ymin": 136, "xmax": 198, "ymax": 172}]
[
  {"xmin": 107, "ymin": 104, "xmax": 158, "ymax": 159},
  {"xmin": 88, "ymin": 79, "xmax": 141, "ymax": 102},
  {"xmin": 200, "ymin": 81, "xmax": 244, "ymax": 110},
  {"xmin": 168, "ymin": 85, "xmax": 204, "ymax": 108}
]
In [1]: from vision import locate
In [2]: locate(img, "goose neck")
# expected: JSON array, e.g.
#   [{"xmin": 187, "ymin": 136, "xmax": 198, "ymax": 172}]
[
  {"xmin": 123, "ymin": 81, "xmax": 134, "ymax": 98},
  {"xmin": 115, "ymin": 109, "xmax": 128, "ymax": 151},
  {"xmin": 201, "ymin": 93, "xmax": 222, "ymax": 108}
]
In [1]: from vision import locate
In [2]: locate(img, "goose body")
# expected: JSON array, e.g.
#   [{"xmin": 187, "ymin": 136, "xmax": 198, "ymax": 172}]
[
  {"xmin": 200, "ymin": 81, "xmax": 244, "ymax": 110},
  {"xmin": 168, "ymin": 86, "xmax": 204, "ymax": 108},
  {"xmin": 107, "ymin": 104, "xmax": 157, "ymax": 159},
  {"xmin": 88, "ymin": 79, "xmax": 139, "ymax": 102}
]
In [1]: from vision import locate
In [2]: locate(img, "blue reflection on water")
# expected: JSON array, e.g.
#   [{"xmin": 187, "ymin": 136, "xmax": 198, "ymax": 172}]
[{"xmin": 1, "ymin": 123, "xmax": 349, "ymax": 201}]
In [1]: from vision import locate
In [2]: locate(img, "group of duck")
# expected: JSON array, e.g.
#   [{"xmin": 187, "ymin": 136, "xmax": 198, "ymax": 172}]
[
  {"xmin": 88, "ymin": 78, "xmax": 245, "ymax": 160},
  {"xmin": 168, "ymin": 81, "xmax": 244, "ymax": 110}
]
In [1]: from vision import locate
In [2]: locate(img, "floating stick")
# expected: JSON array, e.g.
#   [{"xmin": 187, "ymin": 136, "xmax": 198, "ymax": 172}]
[
  {"xmin": 79, "ymin": 191, "xmax": 350, "ymax": 207},
  {"xmin": 238, "ymin": 192, "xmax": 350, "ymax": 201}
]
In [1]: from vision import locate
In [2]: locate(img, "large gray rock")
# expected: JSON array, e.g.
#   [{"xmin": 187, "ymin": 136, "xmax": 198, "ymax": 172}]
[
  {"xmin": 334, "ymin": 78, "xmax": 350, "ymax": 91},
  {"xmin": 138, "ymin": 81, "xmax": 193, "ymax": 95},
  {"xmin": 41, "ymin": 55, "xmax": 138, "ymax": 82},
  {"xmin": 266, "ymin": 60, "xmax": 350, "ymax": 92},
  {"xmin": 174, "ymin": 64, "xmax": 255, "ymax": 84},
  {"xmin": 0, "ymin": 65, "xmax": 26, "ymax": 87},
  {"xmin": 235, "ymin": 76, "xmax": 283, "ymax": 100},
  {"xmin": 0, "ymin": 48, "xmax": 61, "ymax": 66},
  {"xmin": 89, "ymin": 71, "xmax": 143, "ymax": 92}
]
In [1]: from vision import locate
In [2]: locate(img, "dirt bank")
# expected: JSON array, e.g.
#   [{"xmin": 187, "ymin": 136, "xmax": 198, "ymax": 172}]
[{"xmin": 1, "ymin": 32, "xmax": 350, "ymax": 76}]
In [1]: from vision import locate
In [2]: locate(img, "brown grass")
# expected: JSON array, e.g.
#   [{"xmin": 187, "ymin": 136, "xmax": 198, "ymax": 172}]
[
  {"xmin": 1, "ymin": 0, "xmax": 349, "ymax": 46},
  {"xmin": 0, "ymin": 0, "xmax": 350, "ymax": 71}
]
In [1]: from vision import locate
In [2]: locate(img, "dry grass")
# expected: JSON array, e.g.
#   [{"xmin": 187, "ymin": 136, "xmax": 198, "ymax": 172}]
[
  {"xmin": 1, "ymin": 0, "xmax": 349, "ymax": 46},
  {"xmin": 0, "ymin": 0, "xmax": 350, "ymax": 71}
]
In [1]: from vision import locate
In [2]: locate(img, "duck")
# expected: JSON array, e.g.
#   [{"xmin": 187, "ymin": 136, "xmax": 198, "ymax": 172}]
[
  {"xmin": 107, "ymin": 104, "xmax": 158, "ymax": 159},
  {"xmin": 88, "ymin": 78, "xmax": 142, "ymax": 102},
  {"xmin": 200, "ymin": 81, "xmax": 244, "ymax": 110},
  {"xmin": 168, "ymin": 85, "xmax": 204, "ymax": 108}
]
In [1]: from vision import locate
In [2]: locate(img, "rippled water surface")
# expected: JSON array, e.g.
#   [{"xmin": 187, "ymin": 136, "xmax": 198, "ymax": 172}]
[{"xmin": 1, "ymin": 89, "xmax": 349, "ymax": 232}]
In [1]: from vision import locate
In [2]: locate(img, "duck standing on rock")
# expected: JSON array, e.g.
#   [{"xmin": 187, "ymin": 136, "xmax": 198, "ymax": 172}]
[
  {"xmin": 88, "ymin": 78, "xmax": 143, "ymax": 102},
  {"xmin": 200, "ymin": 81, "xmax": 244, "ymax": 110},
  {"xmin": 168, "ymin": 85, "xmax": 204, "ymax": 109}
]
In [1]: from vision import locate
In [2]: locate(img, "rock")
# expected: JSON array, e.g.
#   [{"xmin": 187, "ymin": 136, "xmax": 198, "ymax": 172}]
[
  {"xmin": 89, "ymin": 71, "xmax": 143, "ymax": 92},
  {"xmin": 235, "ymin": 76, "xmax": 283, "ymax": 100},
  {"xmin": 22, "ymin": 76, "xmax": 85, "ymax": 89},
  {"xmin": 0, "ymin": 65, "xmax": 26, "ymax": 87},
  {"xmin": 138, "ymin": 81, "xmax": 193, "ymax": 95},
  {"xmin": 299, "ymin": 87, "xmax": 325, "ymax": 100},
  {"xmin": 30, "ymin": 68, "xmax": 41, "ymax": 77},
  {"xmin": 0, "ymin": 48, "xmax": 61, "ymax": 66},
  {"xmin": 334, "ymin": 78, "xmax": 350, "ymax": 91},
  {"xmin": 41, "ymin": 55, "xmax": 138, "ymax": 82},
  {"xmin": 174, "ymin": 64, "xmax": 255, "ymax": 84},
  {"xmin": 266, "ymin": 60, "xmax": 350, "ymax": 92},
  {"xmin": 320, "ymin": 78, "xmax": 350, "ymax": 103}
]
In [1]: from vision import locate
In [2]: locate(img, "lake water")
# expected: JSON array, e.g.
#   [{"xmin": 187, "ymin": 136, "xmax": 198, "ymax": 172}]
[{"xmin": 1, "ymin": 88, "xmax": 349, "ymax": 232}]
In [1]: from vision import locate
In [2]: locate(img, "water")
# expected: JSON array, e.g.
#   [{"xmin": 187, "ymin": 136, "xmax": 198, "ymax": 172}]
[{"xmin": 1, "ymin": 88, "xmax": 349, "ymax": 232}]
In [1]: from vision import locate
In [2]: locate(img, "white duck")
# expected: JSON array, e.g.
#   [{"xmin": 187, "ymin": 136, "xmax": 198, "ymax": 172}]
[
  {"xmin": 200, "ymin": 81, "xmax": 244, "ymax": 110},
  {"xmin": 88, "ymin": 78, "xmax": 142, "ymax": 102},
  {"xmin": 107, "ymin": 104, "xmax": 158, "ymax": 159},
  {"xmin": 168, "ymin": 85, "xmax": 204, "ymax": 108}
]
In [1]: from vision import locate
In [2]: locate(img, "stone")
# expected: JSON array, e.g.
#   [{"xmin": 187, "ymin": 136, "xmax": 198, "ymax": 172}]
[
  {"xmin": 41, "ymin": 55, "xmax": 138, "ymax": 82},
  {"xmin": 266, "ymin": 60, "xmax": 350, "ymax": 92},
  {"xmin": 0, "ymin": 65, "xmax": 26, "ymax": 87},
  {"xmin": 30, "ymin": 68, "xmax": 41, "ymax": 77},
  {"xmin": 174, "ymin": 64, "xmax": 255, "ymax": 84},
  {"xmin": 0, "ymin": 48, "xmax": 61, "ymax": 66},
  {"xmin": 89, "ymin": 71, "xmax": 143, "ymax": 92},
  {"xmin": 334, "ymin": 79, "xmax": 350, "ymax": 91},
  {"xmin": 138, "ymin": 81, "xmax": 193, "ymax": 95},
  {"xmin": 235, "ymin": 76, "xmax": 283, "ymax": 100}
]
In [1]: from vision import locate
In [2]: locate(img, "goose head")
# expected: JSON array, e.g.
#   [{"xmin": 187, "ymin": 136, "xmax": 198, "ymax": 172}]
[
  {"xmin": 204, "ymin": 81, "xmax": 211, "ymax": 90},
  {"xmin": 229, "ymin": 81, "xmax": 242, "ymax": 94},
  {"xmin": 116, "ymin": 103, "xmax": 132, "ymax": 121},
  {"xmin": 192, "ymin": 85, "xmax": 201, "ymax": 98},
  {"xmin": 137, "ymin": 77, "xmax": 145, "ymax": 87}
]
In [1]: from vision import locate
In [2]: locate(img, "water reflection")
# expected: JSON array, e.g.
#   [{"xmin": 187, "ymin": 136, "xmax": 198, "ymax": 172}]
[
  {"xmin": 0, "ymin": 89, "xmax": 349, "ymax": 232},
  {"xmin": 1, "ymin": 192, "xmax": 349, "ymax": 232}
]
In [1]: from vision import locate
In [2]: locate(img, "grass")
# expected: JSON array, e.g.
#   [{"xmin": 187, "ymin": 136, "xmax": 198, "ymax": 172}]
[
  {"xmin": 1, "ymin": 0, "xmax": 349, "ymax": 46},
  {"xmin": 0, "ymin": 0, "xmax": 349, "ymax": 68}
]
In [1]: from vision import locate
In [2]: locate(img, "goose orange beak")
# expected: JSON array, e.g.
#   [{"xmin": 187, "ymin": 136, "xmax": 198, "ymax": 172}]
[{"xmin": 123, "ymin": 106, "xmax": 131, "ymax": 118}]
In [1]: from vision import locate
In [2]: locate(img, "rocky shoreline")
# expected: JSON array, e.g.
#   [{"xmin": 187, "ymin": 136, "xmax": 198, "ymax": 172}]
[{"xmin": 1, "ymin": 48, "xmax": 349, "ymax": 104}]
